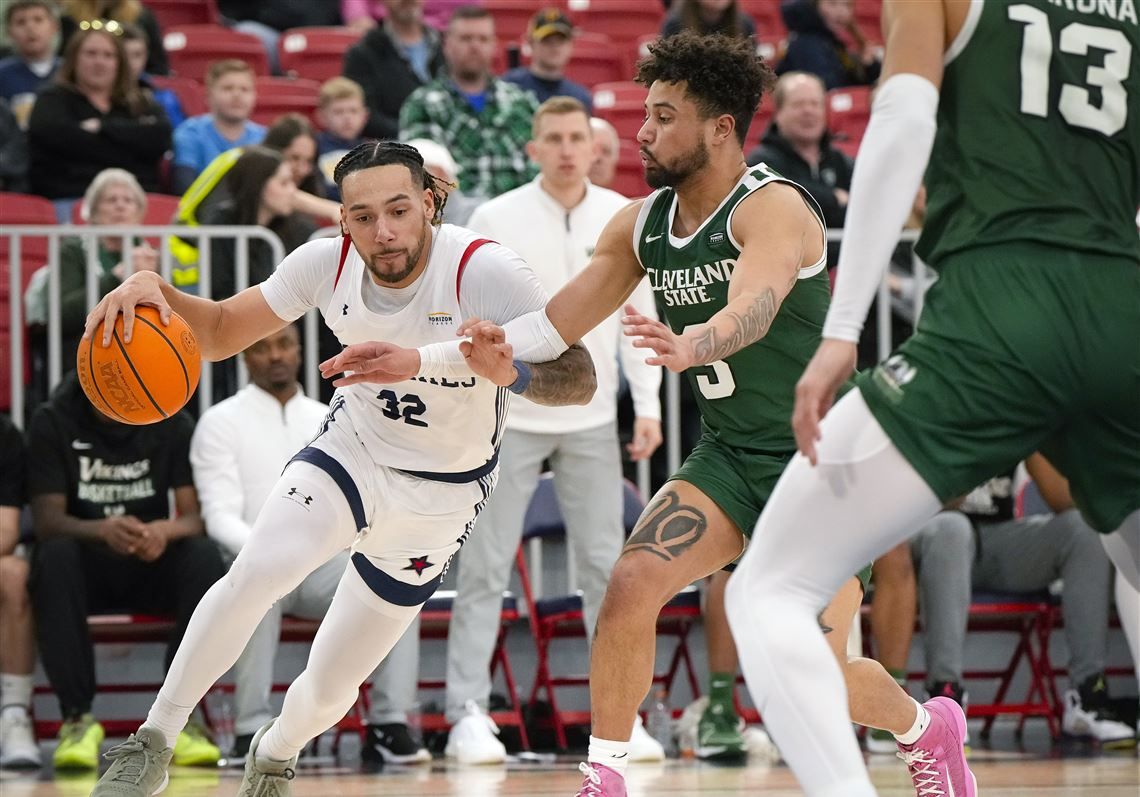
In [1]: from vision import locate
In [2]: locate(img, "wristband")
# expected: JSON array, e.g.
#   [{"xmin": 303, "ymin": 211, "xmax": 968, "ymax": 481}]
[{"xmin": 507, "ymin": 360, "xmax": 532, "ymax": 395}]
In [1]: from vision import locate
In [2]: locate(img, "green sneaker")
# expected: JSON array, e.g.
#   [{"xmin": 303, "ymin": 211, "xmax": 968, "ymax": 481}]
[
  {"xmin": 53, "ymin": 714, "xmax": 105, "ymax": 771},
  {"xmin": 91, "ymin": 727, "xmax": 173, "ymax": 797},
  {"xmin": 238, "ymin": 722, "xmax": 296, "ymax": 797},
  {"xmin": 696, "ymin": 701, "xmax": 746, "ymax": 760},
  {"xmin": 172, "ymin": 722, "xmax": 221, "ymax": 767}
]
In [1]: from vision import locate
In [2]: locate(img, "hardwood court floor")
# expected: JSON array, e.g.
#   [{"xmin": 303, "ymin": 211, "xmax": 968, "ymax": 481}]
[{"xmin": 3, "ymin": 750, "xmax": 1137, "ymax": 797}]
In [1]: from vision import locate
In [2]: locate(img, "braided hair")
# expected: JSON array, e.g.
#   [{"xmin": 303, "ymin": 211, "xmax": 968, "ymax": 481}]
[{"xmin": 333, "ymin": 140, "xmax": 451, "ymax": 225}]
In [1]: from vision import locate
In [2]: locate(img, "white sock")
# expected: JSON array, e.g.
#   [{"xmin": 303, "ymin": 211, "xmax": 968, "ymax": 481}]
[
  {"xmin": 144, "ymin": 693, "xmax": 195, "ymax": 749},
  {"xmin": 587, "ymin": 735, "xmax": 630, "ymax": 777},
  {"xmin": 894, "ymin": 699, "xmax": 931, "ymax": 745},
  {"xmin": 0, "ymin": 673, "xmax": 33, "ymax": 711},
  {"xmin": 257, "ymin": 720, "xmax": 299, "ymax": 763}
]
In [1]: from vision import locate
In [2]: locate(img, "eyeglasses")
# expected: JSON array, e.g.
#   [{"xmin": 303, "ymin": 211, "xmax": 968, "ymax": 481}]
[{"xmin": 78, "ymin": 19, "xmax": 124, "ymax": 36}]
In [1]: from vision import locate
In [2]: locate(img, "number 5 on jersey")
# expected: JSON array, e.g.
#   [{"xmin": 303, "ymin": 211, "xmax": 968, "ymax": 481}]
[{"xmin": 683, "ymin": 324, "xmax": 736, "ymax": 400}]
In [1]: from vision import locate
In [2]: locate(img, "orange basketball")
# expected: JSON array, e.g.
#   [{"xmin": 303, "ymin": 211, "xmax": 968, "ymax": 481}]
[{"xmin": 77, "ymin": 306, "xmax": 201, "ymax": 425}]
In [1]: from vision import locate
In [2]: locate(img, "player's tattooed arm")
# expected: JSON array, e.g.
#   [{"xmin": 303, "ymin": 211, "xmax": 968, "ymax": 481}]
[
  {"xmin": 521, "ymin": 342, "xmax": 597, "ymax": 406},
  {"xmin": 688, "ymin": 288, "xmax": 779, "ymax": 365}
]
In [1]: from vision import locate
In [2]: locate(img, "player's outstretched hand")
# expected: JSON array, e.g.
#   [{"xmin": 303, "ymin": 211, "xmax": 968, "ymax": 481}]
[
  {"xmin": 622, "ymin": 303, "xmax": 693, "ymax": 372},
  {"xmin": 457, "ymin": 318, "xmax": 518, "ymax": 387},
  {"xmin": 82, "ymin": 270, "xmax": 170, "ymax": 346},
  {"xmin": 792, "ymin": 339, "xmax": 857, "ymax": 465},
  {"xmin": 320, "ymin": 341, "xmax": 419, "ymax": 386}
]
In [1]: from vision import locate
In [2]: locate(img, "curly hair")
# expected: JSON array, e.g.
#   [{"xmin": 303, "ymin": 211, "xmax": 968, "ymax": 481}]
[
  {"xmin": 334, "ymin": 140, "xmax": 450, "ymax": 226},
  {"xmin": 636, "ymin": 31, "xmax": 775, "ymax": 146}
]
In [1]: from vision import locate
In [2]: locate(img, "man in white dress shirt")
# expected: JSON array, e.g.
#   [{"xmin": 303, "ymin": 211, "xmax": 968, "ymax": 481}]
[
  {"xmin": 190, "ymin": 324, "xmax": 429, "ymax": 764},
  {"xmin": 443, "ymin": 97, "xmax": 664, "ymax": 764}
]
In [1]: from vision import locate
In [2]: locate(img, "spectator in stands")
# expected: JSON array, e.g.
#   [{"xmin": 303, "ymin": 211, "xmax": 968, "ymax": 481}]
[
  {"xmin": 27, "ymin": 372, "xmax": 226, "ymax": 771},
  {"xmin": 27, "ymin": 23, "xmax": 172, "ymax": 221},
  {"xmin": 0, "ymin": 0, "xmax": 60, "ymax": 129},
  {"xmin": 445, "ymin": 97, "xmax": 662, "ymax": 764},
  {"xmin": 120, "ymin": 22, "xmax": 183, "ymax": 129},
  {"xmin": 171, "ymin": 60, "xmax": 264, "ymax": 195},
  {"xmin": 502, "ymin": 9, "xmax": 592, "ymax": 111},
  {"xmin": 661, "ymin": 0, "xmax": 757, "ymax": 41},
  {"xmin": 746, "ymin": 71, "xmax": 852, "ymax": 266},
  {"xmin": 315, "ymin": 78, "xmax": 369, "ymax": 202},
  {"xmin": 777, "ymin": 0, "xmax": 880, "ymax": 89},
  {"xmin": 0, "ymin": 98, "xmax": 28, "ymax": 191},
  {"xmin": 24, "ymin": 168, "xmax": 156, "ymax": 377},
  {"xmin": 59, "ymin": 0, "xmax": 167, "ymax": 76},
  {"xmin": 405, "ymin": 137, "xmax": 479, "ymax": 226},
  {"xmin": 0, "ymin": 417, "xmax": 40, "ymax": 770},
  {"xmin": 342, "ymin": 0, "xmax": 466, "ymax": 31},
  {"xmin": 343, "ymin": 0, "xmax": 444, "ymax": 141},
  {"xmin": 906, "ymin": 455, "xmax": 1133, "ymax": 743},
  {"xmin": 588, "ymin": 116, "xmax": 620, "ymax": 190},
  {"xmin": 217, "ymin": 0, "xmax": 342, "ymax": 75},
  {"xmin": 400, "ymin": 6, "xmax": 538, "ymax": 199},
  {"xmin": 263, "ymin": 112, "xmax": 325, "ymax": 199},
  {"xmin": 191, "ymin": 325, "xmax": 430, "ymax": 763}
]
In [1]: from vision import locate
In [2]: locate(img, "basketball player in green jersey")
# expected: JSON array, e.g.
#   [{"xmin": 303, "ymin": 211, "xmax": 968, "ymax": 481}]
[
  {"xmin": 710, "ymin": 0, "xmax": 1139, "ymax": 794},
  {"xmin": 396, "ymin": 32, "xmax": 969, "ymax": 797}
]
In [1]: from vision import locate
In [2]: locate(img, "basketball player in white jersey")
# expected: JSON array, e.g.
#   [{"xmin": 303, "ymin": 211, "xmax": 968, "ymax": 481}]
[{"xmin": 84, "ymin": 141, "xmax": 597, "ymax": 797}]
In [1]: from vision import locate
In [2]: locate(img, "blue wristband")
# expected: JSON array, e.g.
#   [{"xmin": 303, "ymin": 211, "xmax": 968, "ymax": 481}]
[{"xmin": 507, "ymin": 360, "xmax": 532, "ymax": 395}]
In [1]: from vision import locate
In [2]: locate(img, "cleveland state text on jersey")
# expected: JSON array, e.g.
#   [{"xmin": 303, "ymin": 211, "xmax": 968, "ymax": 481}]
[{"xmin": 644, "ymin": 259, "xmax": 735, "ymax": 307}]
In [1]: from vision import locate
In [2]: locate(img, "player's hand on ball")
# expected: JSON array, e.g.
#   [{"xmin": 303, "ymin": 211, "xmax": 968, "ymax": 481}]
[
  {"xmin": 793, "ymin": 339, "xmax": 857, "ymax": 466},
  {"xmin": 320, "ymin": 341, "xmax": 419, "ymax": 386},
  {"xmin": 622, "ymin": 303, "xmax": 694, "ymax": 372},
  {"xmin": 457, "ymin": 318, "xmax": 517, "ymax": 387},
  {"xmin": 83, "ymin": 270, "xmax": 170, "ymax": 346}
]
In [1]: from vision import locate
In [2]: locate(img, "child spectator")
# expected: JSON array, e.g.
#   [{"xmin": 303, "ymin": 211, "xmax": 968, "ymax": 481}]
[
  {"xmin": 59, "ymin": 0, "xmax": 167, "ymax": 76},
  {"xmin": 0, "ymin": 0, "xmax": 61, "ymax": 129},
  {"xmin": 315, "ymin": 77, "xmax": 369, "ymax": 201},
  {"xmin": 27, "ymin": 24, "xmax": 172, "ymax": 220},
  {"xmin": 171, "ymin": 60, "xmax": 264, "ymax": 194},
  {"xmin": 120, "ymin": 21, "xmax": 183, "ymax": 128}
]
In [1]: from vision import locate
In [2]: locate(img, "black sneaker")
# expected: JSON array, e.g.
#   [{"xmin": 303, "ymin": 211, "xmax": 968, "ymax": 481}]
[
  {"xmin": 233, "ymin": 733, "xmax": 254, "ymax": 759},
  {"xmin": 927, "ymin": 680, "xmax": 968, "ymax": 709},
  {"xmin": 361, "ymin": 723, "xmax": 431, "ymax": 765}
]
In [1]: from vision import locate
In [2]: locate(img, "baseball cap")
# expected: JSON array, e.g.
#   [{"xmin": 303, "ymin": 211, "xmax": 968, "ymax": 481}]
[{"xmin": 529, "ymin": 8, "xmax": 574, "ymax": 40}]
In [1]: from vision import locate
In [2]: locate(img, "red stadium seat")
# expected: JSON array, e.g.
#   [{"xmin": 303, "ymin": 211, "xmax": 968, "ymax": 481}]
[
  {"xmin": 593, "ymin": 81, "xmax": 648, "ymax": 142},
  {"xmin": 739, "ymin": 0, "xmax": 787, "ymax": 39},
  {"xmin": 523, "ymin": 32, "xmax": 631, "ymax": 88},
  {"xmin": 567, "ymin": 0, "xmax": 664, "ymax": 48},
  {"xmin": 610, "ymin": 141, "xmax": 651, "ymax": 200},
  {"xmin": 251, "ymin": 77, "xmax": 322, "ymax": 126},
  {"xmin": 163, "ymin": 25, "xmax": 270, "ymax": 81},
  {"xmin": 485, "ymin": 0, "xmax": 559, "ymax": 42},
  {"xmin": 828, "ymin": 85, "xmax": 872, "ymax": 157},
  {"xmin": 145, "ymin": 0, "xmax": 219, "ymax": 30},
  {"xmin": 277, "ymin": 26, "xmax": 364, "ymax": 83},
  {"xmin": 854, "ymin": 0, "xmax": 884, "ymax": 44},
  {"xmin": 147, "ymin": 75, "xmax": 208, "ymax": 117},
  {"xmin": 743, "ymin": 92, "xmax": 777, "ymax": 154}
]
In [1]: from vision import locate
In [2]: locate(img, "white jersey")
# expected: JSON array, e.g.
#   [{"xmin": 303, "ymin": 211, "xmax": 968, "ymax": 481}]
[{"xmin": 260, "ymin": 224, "xmax": 549, "ymax": 479}]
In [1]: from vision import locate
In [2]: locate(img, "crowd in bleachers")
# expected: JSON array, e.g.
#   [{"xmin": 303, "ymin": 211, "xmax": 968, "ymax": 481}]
[{"xmin": 0, "ymin": 0, "xmax": 1135, "ymax": 776}]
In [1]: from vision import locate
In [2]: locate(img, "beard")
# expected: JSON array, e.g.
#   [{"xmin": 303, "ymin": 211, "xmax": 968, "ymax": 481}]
[
  {"xmin": 365, "ymin": 220, "xmax": 430, "ymax": 285},
  {"xmin": 643, "ymin": 138, "xmax": 710, "ymax": 189}
]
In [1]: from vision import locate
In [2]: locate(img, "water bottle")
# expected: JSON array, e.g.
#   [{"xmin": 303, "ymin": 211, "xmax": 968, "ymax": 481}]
[
  {"xmin": 645, "ymin": 690, "xmax": 674, "ymax": 758},
  {"xmin": 207, "ymin": 687, "xmax": 235, "ymax": 758}
]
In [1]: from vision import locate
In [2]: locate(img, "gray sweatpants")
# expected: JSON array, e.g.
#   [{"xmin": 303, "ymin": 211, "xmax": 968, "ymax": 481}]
[
  {"xmin": 911, "ymin": 509, "xmax": 1113, "ymax": 688},
  {"xmin": 232, "ymin": 550, "xmax": 422, "ymax": 735},
  {"xmin": 444, "ymin": 424, "xmax": 624, "ymax": 723}
]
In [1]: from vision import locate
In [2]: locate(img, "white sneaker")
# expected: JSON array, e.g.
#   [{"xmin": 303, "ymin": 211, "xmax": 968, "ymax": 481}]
[
  {"xmin": 0, "ymin": 708, "xmax": 42, "ymax": 769},
  {"xmin": 742, "ymin": 726, "xmax": 781, "ymax": 764},
  {"xmin": 1062, "ymin": 689, "xmax": 1134, "ymax": 743},
  {"xmin": 628, "ymin": 714, "xmax": 665, "ymax": 762},
  {"xmin": 445, "ymin": 701, "xmax": 506, "ymax": 765}
]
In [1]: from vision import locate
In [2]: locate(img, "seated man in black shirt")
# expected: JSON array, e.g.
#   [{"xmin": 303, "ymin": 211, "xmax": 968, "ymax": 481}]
[{"xmin": 27, "ymin": 374, "xmax": 226, "ymax": 771}]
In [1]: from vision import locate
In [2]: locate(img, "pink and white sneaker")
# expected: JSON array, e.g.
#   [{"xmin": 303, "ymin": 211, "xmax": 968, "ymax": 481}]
[
  {"xmin": 574, "ymin": 762, "xmax": 627, "ymax": 797},
  {"xmin": 896, "ymin": 696, "xmax": 978, "ymax": 797}
]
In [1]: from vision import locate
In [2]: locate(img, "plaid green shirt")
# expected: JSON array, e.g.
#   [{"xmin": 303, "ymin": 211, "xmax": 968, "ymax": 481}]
[{"xmin": 399, "ymin": 76, "xmax": 539, "ymax": 199}]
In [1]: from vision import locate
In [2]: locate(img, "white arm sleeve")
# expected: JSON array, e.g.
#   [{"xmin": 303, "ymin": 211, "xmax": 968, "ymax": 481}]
[
  {"xmin": 259, "ymin": 237, "xmax": 339, "ymax": 322},
  {"xmin": 189, "ymin": 412, "xmax": 251, "ymax": 558},
  {"xmin": 619, "ymin": 276, "xmax": 662, "ymax": 420},
  {"xmin": 823, "ymin": 73, "xmax": 940, "ymax": 343},
  {"xmin": 416, "ymin": 243, "xmax": 558, "ymax": 377}
]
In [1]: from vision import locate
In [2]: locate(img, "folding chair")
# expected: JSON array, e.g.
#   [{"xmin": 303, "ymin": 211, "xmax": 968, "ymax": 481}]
[
  {"xmin": 518, "ymin": 474, "xmax": 702, "ymax": 749},
  {"xmin": 164, "ymin": 25, "xmax": 270, "ymax": 81}
]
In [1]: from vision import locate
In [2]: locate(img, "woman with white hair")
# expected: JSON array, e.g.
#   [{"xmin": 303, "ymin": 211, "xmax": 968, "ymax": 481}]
[
  {"xmin": 26, "ymin": 167, "xmax": 158, "ymax": 379},
  {"xmin": 405, "ymin": 137, "xmax": 482, "ymax": 226}
]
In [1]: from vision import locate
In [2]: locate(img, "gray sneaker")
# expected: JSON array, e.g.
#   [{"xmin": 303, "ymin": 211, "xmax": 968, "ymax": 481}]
[
  {"xmin": 91, "ymin": 727, "xmax": 172, "ymax": 797},
  {"xmin": 237, "ymin": 722, "xmax": 296, "ymax": 797}
]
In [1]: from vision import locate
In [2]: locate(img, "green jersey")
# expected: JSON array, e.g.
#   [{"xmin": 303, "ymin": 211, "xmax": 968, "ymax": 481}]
[
  {"xmin": 917, "ymin": 0, "xmax": 1140, "ymax": 266},
  {"xmin": 634, "ymin": 164, "xmax": 830, "ymax": 453}
]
